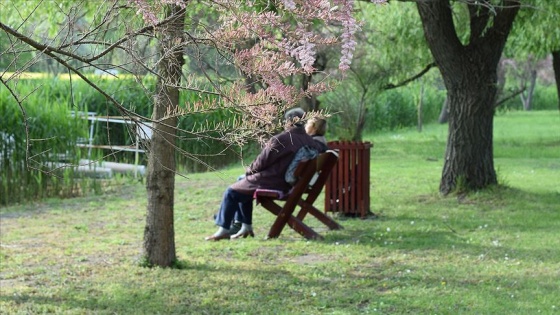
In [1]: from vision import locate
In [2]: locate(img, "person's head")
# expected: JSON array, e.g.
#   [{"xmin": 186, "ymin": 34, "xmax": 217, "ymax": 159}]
[
  {"xmin": 305, "ymin": 117, "xmax": 327, "ymax": 136},
  {"xmin": 284, "ymin": 107, "xmax": 305, "ymax": 128}
]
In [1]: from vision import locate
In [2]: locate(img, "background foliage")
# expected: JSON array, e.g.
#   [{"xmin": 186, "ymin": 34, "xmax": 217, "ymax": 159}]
[
  {"xmin": 1, "ymin": 71, "xmax": 557, "ymax": 206},
  {"xmin": 0, "ymin": 77, "xmax": 89, "ymax": 205},
  {"xmin": 0, "ymin": 75, "xmax": 252, "ymax": 205}
]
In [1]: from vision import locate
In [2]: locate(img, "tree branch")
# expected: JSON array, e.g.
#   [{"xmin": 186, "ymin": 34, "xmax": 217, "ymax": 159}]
[
  {"xmin": 494, "ymin": 87, "xmax": 526, "ymax": 108},
  {"xmin": 0, "ymin": 6, "xmax": 185, "ymax": 65},
  {"xmin": 468, "ymin": 0, "xmax": 493, "ymax": 42},
  {"xmin": 382, "ymin": 62, "xmax": 436, "ymax": 90}
]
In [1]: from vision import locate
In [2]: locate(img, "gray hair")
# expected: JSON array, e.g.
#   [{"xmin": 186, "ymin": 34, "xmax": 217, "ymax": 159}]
[{"xmin": 284, "ymin": 107, "xmax": 305, "ymax": 126}]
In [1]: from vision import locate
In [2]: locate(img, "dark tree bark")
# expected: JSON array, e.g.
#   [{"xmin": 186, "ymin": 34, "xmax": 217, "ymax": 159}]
[
  {"xmin": 416, "ymin": 0, "xmax": 520, "ymax": 195},
  {"xmin": 552, "ymin": 50, "xmax": 560, "ymax": 112},
  {"xmin": 352, "ymin": 107, "xmax": 367, "ymax": 142},
  {"xmin": 300, "ymin": 52, "xmax": 327, "ymax": 111},
  {"xmin": 143, "ymin": 5, "xmax": 185, "ymax": 267}
]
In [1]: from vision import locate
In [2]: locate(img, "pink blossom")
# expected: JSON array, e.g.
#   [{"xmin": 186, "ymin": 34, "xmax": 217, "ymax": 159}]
[
  {"xmin": 281, "ymin": 0, "xmax": 297, "ymax": 11},
  {"xmin": 129, "ymin": 0, "xmax": 186, "ymax": 25},
  {"xmin": 127, "ymin": 0, "xmax": 388, "ymax": 132},
  {"xmin": 284, "ymin": 28, "xmax": 316, "ymax": 74},
  {"xmin": 333, "ymin": 0, "xmax": 360, "ymax": 71},
  {"xmin": 129, "ymin": 0, "xmax": 158, "ymax": 25}
]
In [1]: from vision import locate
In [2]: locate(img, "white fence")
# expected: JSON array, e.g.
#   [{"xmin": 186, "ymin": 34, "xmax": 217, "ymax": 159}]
[{"xmin": 73, "ymin": 112, "xmax": 152, "ymax": 178}]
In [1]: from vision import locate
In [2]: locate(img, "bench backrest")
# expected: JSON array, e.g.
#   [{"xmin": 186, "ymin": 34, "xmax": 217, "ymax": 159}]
[
  {"xmin": 258, "ymin": 149, "xmax": 342, "ymax": 239},
  {"xmin": 288, "ymin": 150, "xmax": 339, "ymax": 203}
]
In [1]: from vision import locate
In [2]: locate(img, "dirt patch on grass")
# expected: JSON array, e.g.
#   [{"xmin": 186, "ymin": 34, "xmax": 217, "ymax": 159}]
[{"xmin": 291, "ymin": 253, "xmax": 333, "ymax": 265}]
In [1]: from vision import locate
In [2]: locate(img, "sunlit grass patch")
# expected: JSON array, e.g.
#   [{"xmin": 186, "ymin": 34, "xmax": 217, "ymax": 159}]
[{"xmin": 1, "ymin": 111, "xmax": 559, "ymax": 314}]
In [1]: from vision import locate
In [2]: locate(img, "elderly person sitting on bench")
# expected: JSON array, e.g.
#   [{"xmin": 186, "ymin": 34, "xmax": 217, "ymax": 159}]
[{"xmin": 205, "ymin": 108, "xmax": 321, "ymax": 241}]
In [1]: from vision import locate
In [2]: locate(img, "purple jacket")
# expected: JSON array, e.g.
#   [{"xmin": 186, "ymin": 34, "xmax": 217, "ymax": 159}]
[{"xmin": 230, "ymin": 126, "xmax": 319, "ymax": 195}]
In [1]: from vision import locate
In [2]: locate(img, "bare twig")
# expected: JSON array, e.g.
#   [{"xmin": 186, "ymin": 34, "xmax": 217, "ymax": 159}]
[{"xmin": 382, "ymin": 62, "xmax": 437, "ymax": 90}]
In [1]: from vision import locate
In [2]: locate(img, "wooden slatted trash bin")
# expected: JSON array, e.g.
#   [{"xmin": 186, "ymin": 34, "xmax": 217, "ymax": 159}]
[{"xmin": 325, "ymin": 141, "xmax": 373, "ymax": 218}]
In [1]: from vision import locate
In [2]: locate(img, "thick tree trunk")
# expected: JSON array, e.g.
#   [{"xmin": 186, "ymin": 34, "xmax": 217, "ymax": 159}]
[
  {"xmin": 416, "ymin": 0, "xmax": 519, "ymax": 195},
  {"xmin": 143, "ymin": 5, "xmax": 185, "ymax": 267},
  {"xmin": 442, "ymin": 83, "xmax": 497, "ymax": 194},
  {"xmin": 552, "ymin": 51, "xmax": 560, "ymax": 112}
]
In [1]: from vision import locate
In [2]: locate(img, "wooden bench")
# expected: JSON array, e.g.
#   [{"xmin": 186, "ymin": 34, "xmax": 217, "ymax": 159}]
[{"xmin": 254, "ymin": 150, "xmax": 343, "ymax": 240}]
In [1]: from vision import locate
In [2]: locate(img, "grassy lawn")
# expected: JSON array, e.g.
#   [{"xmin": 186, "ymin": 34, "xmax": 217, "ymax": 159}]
[{"xmin": 1, "ymin": 110, "xmax": 559, "ymax": 314}]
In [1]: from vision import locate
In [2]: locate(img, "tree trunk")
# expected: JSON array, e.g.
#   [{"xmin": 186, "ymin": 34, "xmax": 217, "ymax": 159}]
[
  {"xmin": 438, "ymin": 96, "xmax": 449, "ymax": 124},
  {"xmin": 416, "ymin": 0, "xmax": 519, "ymax": 195},
  {"xmin": 300, "ymin": 73, "xmax": 317, "ymax": 111},
  {"xmin": 351, "ymin": 107, "xmax": 366, "ymax": 142},
  {"xmin": 495, "ymin": 58, "xmax": 507, "ymax": 105},
  {"xmin": 417, "ymin": 82, "xmax": 424, "ymax": 132},
  {"xmin": 442, "ymin": 83, "xmax": 497, "ymax": 194},
  {"xmin": 552, "ymin": 50, "xmax": 560, "ymax": 112},
  {"xmin": 143, "ymin": 5, "xmax": 185, "ymax": 267},
  {"xmin": 300, "ymin": 51, "xmax": 327, "ymax": 111},
  {"xmin": 520, "ymin": 69, "xmax": 537, "ymax": 111}
]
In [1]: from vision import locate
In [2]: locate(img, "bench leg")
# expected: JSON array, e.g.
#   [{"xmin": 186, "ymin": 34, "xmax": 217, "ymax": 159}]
[
  {"xmin": 297, "ymin": 201, "xmax": 343, "ymax": 230},
  {"xmin": 260, "ymin": 199, "xmax": 323, "ymax": 240}
]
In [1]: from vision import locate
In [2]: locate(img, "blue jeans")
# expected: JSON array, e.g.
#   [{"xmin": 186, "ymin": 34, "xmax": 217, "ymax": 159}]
[{"xmin": 215, "ymin": 187, "xmax": 253, "ymax": 229}]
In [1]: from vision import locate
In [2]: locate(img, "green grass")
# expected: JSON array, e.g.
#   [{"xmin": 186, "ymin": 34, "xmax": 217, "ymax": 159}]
[{"xmin": 1, "ymin": 111, "xmax": 559, "ymax": 314}]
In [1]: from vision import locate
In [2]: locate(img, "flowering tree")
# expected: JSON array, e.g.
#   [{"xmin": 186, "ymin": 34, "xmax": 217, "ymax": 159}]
[
  {"xmin": 1, "ymin": 0, "xmax": 386, "ymax": 266},
  {"xmin": 136, "ymin": 0, "xmax": 371, "ymax": 267}
]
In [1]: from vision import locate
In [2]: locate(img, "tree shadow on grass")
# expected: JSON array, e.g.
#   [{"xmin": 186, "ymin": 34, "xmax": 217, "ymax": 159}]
[
  {"xmin": 323, "ymin": 188, "xmax": 560, "ymax": 264},
  {"xmin": 0, "ymin": 261, "xmax": 389, "ymax": 314},
  {"xmin": 2, "ymin": 256, "xmax": 555, "ymax": 314}
]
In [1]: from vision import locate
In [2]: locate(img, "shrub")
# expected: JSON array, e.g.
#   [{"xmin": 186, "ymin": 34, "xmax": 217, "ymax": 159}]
[
  {"xmin": 1, "ymin": 80, "xmax": 89, "ymax": 205},
  {"xmin": 528, "ymin": 85, "xmax": 558, "ymax": 111},
  {"xmin": 1, "ymin": 75, "xmax": 254, "ymax": 204},
  {"xmin": 498, "ymin": 84, "xmax": 558, "ymax": 111},
  {"xmin": 322, "ymin": 81, "xmax": 445, "ymax": 140}
]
